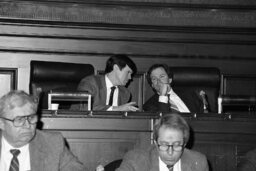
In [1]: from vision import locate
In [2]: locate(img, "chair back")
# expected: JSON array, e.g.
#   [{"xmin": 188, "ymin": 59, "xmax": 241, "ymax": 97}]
[
  {"xmin": 169, "ymin": 67, "xmax": 221, "ymax": 113},
  {"xmin": 29, "ymin": 60, "xmax": 94, "ymax": 109}
]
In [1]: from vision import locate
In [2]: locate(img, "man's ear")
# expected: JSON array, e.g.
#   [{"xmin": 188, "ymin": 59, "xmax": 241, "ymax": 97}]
[{"xmin": 113, "ymin": 64, "xmax": 120, "ymax": 71}]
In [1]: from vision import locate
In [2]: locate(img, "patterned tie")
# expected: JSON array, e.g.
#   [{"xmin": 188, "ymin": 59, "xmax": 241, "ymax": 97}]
[
  {"xmin": 9, "ymin": 149, "xmax": 20, "ymax": 171},
  {"xmin": 108, "ymin": 86, "xmax": 116, "ymax": 106},
  {"xmin": 168, "ymin": 94, "xmax": 179, "ymax": 112},
  {"xmin": 167, "ymin": 165, "xmax": 174, "ymax": 171}
]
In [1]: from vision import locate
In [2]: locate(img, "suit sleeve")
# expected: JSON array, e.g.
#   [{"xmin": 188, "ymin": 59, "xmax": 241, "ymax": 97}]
[
  {"xmin": 143, "ymin": 95, "xmax": 171, "ymax": 112},
  {"xmin": 58, "ymin": 134, "xmax": 88, "ymax": 171},
  {"xmin": 116, "ymin": 150, "xmax": 148, "ymax": 171},
  {"xmin": 77, "ymin": 76, "xmax": 110, "ymax": 111}
]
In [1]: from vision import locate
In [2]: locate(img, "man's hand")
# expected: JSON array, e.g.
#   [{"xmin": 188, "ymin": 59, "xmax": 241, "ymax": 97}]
[
  {"xmin": 96, "ymin": 165, "xmax": 104, "ymax": 171},
  {"xmin": 112, "ymin": 102, "xmax": 139, "ymax": 111},
  {"xmin": 159, "ymin": 82, "xmax": 170, "ymax": 96}
]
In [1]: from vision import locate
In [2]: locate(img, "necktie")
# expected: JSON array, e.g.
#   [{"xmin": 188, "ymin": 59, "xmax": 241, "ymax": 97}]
[
  {"xmin": 108, "ymin": 86, "xmax": 116, "ymax": 106},
  {"xmin": 9, "ymin": 149, "xmax": 20, "ymax": 171},
  {"xmin": 167, "ymin": 165, "xmax": 174, "ymax": 171},
  {"xmin": 168, "ymin": 94, "xmax": 179, "ymax": 112}
]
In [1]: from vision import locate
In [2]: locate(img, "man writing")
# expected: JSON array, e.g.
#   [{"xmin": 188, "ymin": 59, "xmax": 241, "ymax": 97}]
[
  {"xmin": 77, "ymin": 54, "xmax": 138, "ymax": 111},
  {"xmin": 0, "ymin": 90, "xmax": 87, "ymax": 171},
  {"xmin": 116, "ymin": 114, "xmax": 209, "ymax": 171},
  {"xmin": 143, "ymin": 64, "xmax": 203, "ymax": 113}
]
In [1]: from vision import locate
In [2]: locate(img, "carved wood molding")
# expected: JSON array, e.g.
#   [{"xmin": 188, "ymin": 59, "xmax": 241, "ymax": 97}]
[{"xmin": 0, "ymin": 1, "xmax": 255, "ymax": 28}]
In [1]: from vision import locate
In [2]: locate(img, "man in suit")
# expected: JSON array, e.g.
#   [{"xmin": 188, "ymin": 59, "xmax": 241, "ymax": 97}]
[
  {"xmin": 143, "ymin": 64, "xmax": 203, "ymax": 113},
  {"xmin": 0, "ymin": 90, "xmax": 87, "ymax": 171},
  {"xmin": 77, "ymin": 54, "xmax": 139, "ymax": 111},
  {"xmin": 116, "ymin": 114, "xmax": 209, "ymax": 171}
]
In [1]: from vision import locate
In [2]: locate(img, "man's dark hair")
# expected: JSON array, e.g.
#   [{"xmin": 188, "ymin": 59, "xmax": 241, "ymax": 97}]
[
  {"xmin": 105, "ymin": 54, "xmax": 137, "ymax": 75},
  {"xmin": 146, "ymin": 64, "xmax": 172, "ymax": 85},
  {"xmin": 153, "ymin": 114, "xmax": 190, "ymax": 145}
]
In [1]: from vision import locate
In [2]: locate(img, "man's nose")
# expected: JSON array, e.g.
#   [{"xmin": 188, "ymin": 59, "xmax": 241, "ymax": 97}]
[
  {"xmin": 156, "ymin": 78, "xmax": 162, "ymax": 84},
  {"xmin": 23, "ymin": 119, "xmax": 31, "ymax": 128},
  {"xmin": 167, "ymin": 146, "xmax": 174, "ymax": 155},
  {"xmin": 128, "ymin": 74, "xmax": 131, "ymax": 80}
]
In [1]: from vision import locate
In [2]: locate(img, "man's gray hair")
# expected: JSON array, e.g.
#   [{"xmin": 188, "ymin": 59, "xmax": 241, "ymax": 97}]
[
  {"xmin": 0, "ymin": 90, "xmax": 38, "ymax": 117},
  {"xmin": 153, "ymin": 114, "xmax": 190, "ymax": 144}
]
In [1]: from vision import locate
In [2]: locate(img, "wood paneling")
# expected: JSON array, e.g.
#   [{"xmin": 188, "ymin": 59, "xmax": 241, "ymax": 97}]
[
  {"xmin": 40, "ymin": 112, "xmax": 153, "ymax": 170},
  {"xmin": 40, "ymin": 111, "xmax": 256, "ymax": 171},
  {"xmin": 222, "ymin": 74, "xmax": 256, "ymax": 95},
  {"xmin": 0, "ymin": 1, "xmax": 255, "ymax": 104}
]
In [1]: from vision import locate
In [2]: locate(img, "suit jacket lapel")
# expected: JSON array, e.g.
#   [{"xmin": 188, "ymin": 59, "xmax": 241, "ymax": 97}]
[
  {"xmin": 181, "ymin": 149, "xmax": 193, "ymax": 171},
  {"xmin": 30, "ymin": 131, "xmax": 48, "ymax": 171},
  {"xmin": 172, "ymin": 88, "xmax": 193, "ymax": 112},
  {"xmin": 117, "ymin": 86, "xmax": 129, "ymax": 105},
  {"xmin": 149, "ymin": 146, "xmax": 160, "ymax": 171},
  {"xmin": 98, "ymin": 75, "xmax": 107, "ymax": 105}
]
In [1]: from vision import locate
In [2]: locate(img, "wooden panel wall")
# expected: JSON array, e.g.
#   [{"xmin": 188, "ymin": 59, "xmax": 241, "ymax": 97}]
[
  {"xmin": 40, "ymin": 112, "xmax": 256, "ymax": 171},
  {"xmin": 0, "ymin": 0, "xmax": 255, "ymax": 96}
]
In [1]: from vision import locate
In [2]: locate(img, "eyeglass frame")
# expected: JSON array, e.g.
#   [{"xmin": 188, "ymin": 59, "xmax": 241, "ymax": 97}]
[
  {"xmin": 0, "ymin": 114, "xmax": 38, "ymax": 127},
  {"xmin": 156, "ymin": 142, "xmax": 185, "ymax": 152},
  {"xmin": 151, "ymin": 74, "xmax": 169, "ymax": 85}
]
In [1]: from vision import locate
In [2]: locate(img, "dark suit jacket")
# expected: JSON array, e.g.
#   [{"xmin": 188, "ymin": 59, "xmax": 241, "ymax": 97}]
[
  {"xmin": 77, "ymin": 75, "xmax": 131, "ymax": 110},
  {"xmin": 0, "ymin": 130, "xmax": 87, "ymax": 171},
  {"xmin": 117, "ymin": 145, "xmax": 209, "ymax": 171},
  {"xmin": 143, "ymin": 88, "xmax": 204, "ymax": 113}
]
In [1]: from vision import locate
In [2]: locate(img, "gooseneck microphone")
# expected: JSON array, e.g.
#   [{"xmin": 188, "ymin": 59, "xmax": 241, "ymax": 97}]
[{"xmin": 199, "ymin": 90, "xmax": 209, "ymax": 113}]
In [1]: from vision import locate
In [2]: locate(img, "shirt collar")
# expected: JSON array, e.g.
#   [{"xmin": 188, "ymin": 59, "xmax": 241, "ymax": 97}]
[
  {"xmin": 168, "ymin": 88, "xmax": 175, "ymax": 95},
  {"xmin": 159, "ymin": 156, "xmax": 181, "ymax": 171},
  {"xmin": 2, "ymin": 135, "xmax": 29, "ymax": 154},
  {"xmin": 105, "ymin": 75, "xmax": 114, "ymax": 89}
]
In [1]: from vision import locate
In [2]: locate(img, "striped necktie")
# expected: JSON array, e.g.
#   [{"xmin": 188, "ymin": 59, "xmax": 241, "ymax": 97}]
[
  {"xmin": 9, "ymin": 149, "xmax": 20, "ymax": 171},
  {"xmin": 167, "ymin": 165, "xmax": 174, "ymax": 171}
]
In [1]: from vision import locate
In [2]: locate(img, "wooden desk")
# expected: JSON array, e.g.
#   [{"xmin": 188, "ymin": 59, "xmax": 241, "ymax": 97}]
[
  {"xmin": 40, "ymin": 110, "xmax": 157, "ymax": 170},
  {"xmin": 40, "ymin": 111, "xmax": 256, "ymax": 171}
]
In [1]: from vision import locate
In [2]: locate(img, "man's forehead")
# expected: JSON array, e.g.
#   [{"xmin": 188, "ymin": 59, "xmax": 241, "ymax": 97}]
[
  {"xmin": 158, "ymin": 127, "xmax": 183, "ymax": 139},
  {"xmin": 7, "ymin": 103, "xmax": 35, "ymax": 117},
  {"xmin": 151, "ymin": 67, "xmax": 167, "ymax": 76}
]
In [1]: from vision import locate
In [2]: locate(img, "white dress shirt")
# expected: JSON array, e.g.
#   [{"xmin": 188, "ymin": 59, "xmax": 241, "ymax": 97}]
[
  {"xmin": 159, "ymin": 157, "xmax": 181, "ymax": 171},
  {"xmin": 159, "ymin": 88, "xmax": 190, "ymax": 113},
  {"xmin": 0, "ymin": 135, "xmax": 31, "ymax": 171},
  {"xmin": 105, "ymin": 75, "xmax": 119, "ymax": 111}
]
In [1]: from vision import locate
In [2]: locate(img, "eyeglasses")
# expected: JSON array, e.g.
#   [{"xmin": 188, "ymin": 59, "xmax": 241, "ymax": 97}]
[
  {"xmin": 151, "ymin": 75, "xmax": 168, "ymax": 84},
  {"xmin": 0, "ymin": 114, "xmax": 38, "ymax": 127},
  {"xmin": 157, "ymin": 143, "xmax": 184, "ymax": 152}
]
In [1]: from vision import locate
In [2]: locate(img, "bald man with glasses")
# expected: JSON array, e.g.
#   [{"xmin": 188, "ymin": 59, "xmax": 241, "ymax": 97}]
[{"xmin": 0, "ymin": 90, "xmax": 87, "ymax": 171}]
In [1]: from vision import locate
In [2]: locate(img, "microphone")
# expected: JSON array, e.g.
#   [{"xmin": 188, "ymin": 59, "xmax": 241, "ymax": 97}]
[{"xmin": 199, "ymin": 90, "xmax": 209, "ymax": 113}]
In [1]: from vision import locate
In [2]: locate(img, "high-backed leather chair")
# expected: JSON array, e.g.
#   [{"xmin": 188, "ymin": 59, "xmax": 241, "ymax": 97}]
[
  {"xmin": 169, "ymin": 67, "xmax": 221, "ymax": 113},
  {"xmin": 29, "ymin": 60, "xmax": 94, "ymax": 110}
]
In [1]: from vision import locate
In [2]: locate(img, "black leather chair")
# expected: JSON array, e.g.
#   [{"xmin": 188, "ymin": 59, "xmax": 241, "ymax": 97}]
[
  {"xmin": 29, "ymin": 60, "xmax": 94, "ymax": 110},
  {"xmin": 169, "ymin": 67, "xmax": 221, "ymax": 113}
]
